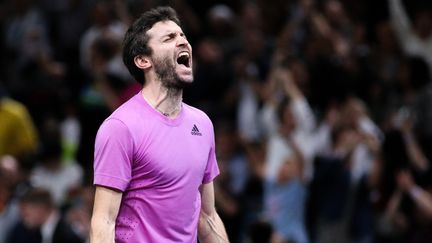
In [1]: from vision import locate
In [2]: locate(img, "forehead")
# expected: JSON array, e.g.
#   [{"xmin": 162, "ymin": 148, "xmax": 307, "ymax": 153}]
[{"xmin": 147, "ymin": 20, "xmax": 183, "ymax": 39}]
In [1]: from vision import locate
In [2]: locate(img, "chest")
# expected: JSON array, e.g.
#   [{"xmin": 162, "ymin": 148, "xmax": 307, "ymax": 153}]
[{"xmin": 132, "ymin": 124, "xmax": 211, "ymax": 187}]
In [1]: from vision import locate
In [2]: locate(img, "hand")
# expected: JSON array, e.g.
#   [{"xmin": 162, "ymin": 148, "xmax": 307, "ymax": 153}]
[
  {"xmin": 396, "ymin": 170, "xmax": 415, "ymax": 192},
  {"xmin": 324, "ymin": 105, "xmax": 340, "ymax": 127},
  {"xmin": 67, "ymin": 207, "xmax": 91, "ymax": 237},
  {"xmin": 339, "ymin": 130, "xmax": 361, "ymax": 154},
  {"xmin": 273, "ymin": 68, "xmax": 302, "ymax": 99},
  {"xmin": 400, "ymin": 116, "xmax": 414, "ymax": 134},
  {"xmin": 46, "ymin": 61, "xmax": 66, "ymax": 79},
  {"xmin": 198, "ymin": 210, "xmax": 229, "ymax": 243},
  {"xmin": 358, "ymin": 132, "xmax": 380, "ymax": 154}
]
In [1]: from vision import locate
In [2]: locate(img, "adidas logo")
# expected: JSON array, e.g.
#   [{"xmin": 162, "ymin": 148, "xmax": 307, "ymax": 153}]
[{"xmin": 191, "ymin": 124, "xmax": 202, "ymax": 136}]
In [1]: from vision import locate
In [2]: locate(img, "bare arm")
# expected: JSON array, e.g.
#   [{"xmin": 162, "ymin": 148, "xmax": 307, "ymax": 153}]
[
  {"xmin": 389, "ymin": 0, "xmax": 424, "ymax": 56},
  {"xmin": 404, "ymin": 133, "xmax": 430, "ymax": 171},
  {"xmin": 90, "ymin": 186, "xmax": 123, "ymax": 243},
  {"xmin": 408, "ymin": 186, "xmax": 432, "ymax": 218},
  {"xmin": 401, "ymin": 121, "xmax": 430, "ymax": 171},
  {"xmin": 389, "ymin": 0, "xmax": 412, "ymax": 40},
  {"xmin": 278, "ymin": 68, "xmax": 316, "ymax": 133},
  {"xmin": 198, "ymin": 182, "xmax": 229, "ymax": 243},
  {"xmin": 384, "ymin": 189, "xmax": 408, "ymax": 229},
  {"xmin": 397, "ymin": 170, "xmax": 432, "ymax": 218}
]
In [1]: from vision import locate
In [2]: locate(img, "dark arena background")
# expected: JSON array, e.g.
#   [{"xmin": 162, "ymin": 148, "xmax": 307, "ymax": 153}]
[{"xmin": 1, "ymin": 0, "xmax": 432, "ymax": 242}]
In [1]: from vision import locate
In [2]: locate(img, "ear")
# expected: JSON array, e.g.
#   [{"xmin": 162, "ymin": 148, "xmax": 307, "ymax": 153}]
[{"xmin": 134, "ymin": 55, "xmax": 152, "ymax": 70}]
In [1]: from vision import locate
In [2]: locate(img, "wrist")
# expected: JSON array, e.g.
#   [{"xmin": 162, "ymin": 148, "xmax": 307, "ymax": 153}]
[
  {"xmin": 402, "ymin": 131, "xmax": 415, "ymax": 143},
  {"xmin": 409, "ymin": 185, "xmax": 422, "ymax": 200}
]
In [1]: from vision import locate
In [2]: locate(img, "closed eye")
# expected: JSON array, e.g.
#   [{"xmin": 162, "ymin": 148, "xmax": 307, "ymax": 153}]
[
  {"xmin": 163, "ymin": 32, "xmax": 187, "ymax": 42},
  {"xmin": 164, "ymin": 34, "xmax": 176, "ymax": 42}
]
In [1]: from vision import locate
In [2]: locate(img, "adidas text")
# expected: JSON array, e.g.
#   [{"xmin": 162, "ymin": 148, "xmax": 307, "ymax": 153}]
[{"xmin": 191, "ymin": 124, "xmax": 202, "ymax": 136}]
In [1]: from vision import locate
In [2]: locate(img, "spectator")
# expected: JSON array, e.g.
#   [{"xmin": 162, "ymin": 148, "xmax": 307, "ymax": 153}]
[
  {"xmin": 79, "ymin": 0, "xmax": 127, "ymax": 75},
  {"xmin": 263, "ymin": 65, "xmax": 315, "ymax": 243},
  {"xmin": 0, "ymin": 156, "xmax": 20, "ymax": 243},
  {"xmin": 311, "ymin": 124, "xmax": 362, "ymax": 243},
  {"xmin": 6, "ymin": 188, "xmax": 84, "ymax": 243},
  {"xmin": 389, "ymin": 0, "xmax": 432, "ymax": 74},
  {"xmin": 214, "ymin": 121, "xmax": 249, "ymax": 242},
  {"xmin": 3, "ymin": 0, "xmax": 66, "ymax": 117},
  {"xmin": 64, "ymin": 186, "xmax": 94, "ymax": 242},
  {"xmin": 30, "ymin": 119, "xmax": 83, "ymax": 206},
  {"xmin": 378, "ymin": 169, "xmax": 432, "ymax": 243},
  {"xmin": 263, "ymin": 97, "xmax": 309, "ymax": 243},
  {"xmin": 0, "ymin": 90, "xmax": 38, "ymax": 163}
]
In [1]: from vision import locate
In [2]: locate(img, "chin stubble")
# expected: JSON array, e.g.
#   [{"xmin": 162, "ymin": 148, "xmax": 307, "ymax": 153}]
[{"xmin": 153, "ymin": 56, "xmax": 193, "ymax": 90}]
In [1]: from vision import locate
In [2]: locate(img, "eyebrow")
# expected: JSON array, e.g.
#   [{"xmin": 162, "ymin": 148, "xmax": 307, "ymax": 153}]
[{"xmin": 160, "ymin": 31, "xmax": 185, "ymax": 40}]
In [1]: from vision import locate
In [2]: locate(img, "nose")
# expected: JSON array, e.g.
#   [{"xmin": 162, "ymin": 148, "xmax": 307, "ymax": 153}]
[{"xmin": 176, "ymin": 35, "xmax": 189, "ymax": 47}]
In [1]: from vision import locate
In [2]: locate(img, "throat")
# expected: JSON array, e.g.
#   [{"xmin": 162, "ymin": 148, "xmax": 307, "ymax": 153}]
[
  {"xmin": 154, "ymin": 98, "xmax": 182, "ymax": 117},
  {"xmin": 156, "ymin": 103, "xmax": 182, "ymax": 117},
  {"xmin": 142, "ymin": 91, "xmax": 183, "ymax": 118}
]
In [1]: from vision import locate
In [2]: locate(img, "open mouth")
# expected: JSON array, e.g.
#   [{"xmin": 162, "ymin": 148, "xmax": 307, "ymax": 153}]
[{"xmin": 176, "ymin": 51, "xmax": 190, "ymax": 68}]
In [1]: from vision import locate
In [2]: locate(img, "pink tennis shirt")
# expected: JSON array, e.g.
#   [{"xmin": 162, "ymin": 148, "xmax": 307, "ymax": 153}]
[{"xmin": 94, "ymin": 92, "xmax": 220, "ymax": 243}]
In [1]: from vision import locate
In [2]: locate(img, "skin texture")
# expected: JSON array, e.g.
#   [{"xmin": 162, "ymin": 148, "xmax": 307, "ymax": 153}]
[
  {"xmin": 90, "ymin": 187, "xmax": 121, "ymax": 243},
  {"xmin": 198, "ymin": 182, "xmax": 229, "ymax": 243}
]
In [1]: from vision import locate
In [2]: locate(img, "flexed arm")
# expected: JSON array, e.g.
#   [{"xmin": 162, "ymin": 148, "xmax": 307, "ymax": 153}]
[{"xmin": 198, "ymin": 182, "xmax": 229, "ymax": 243}]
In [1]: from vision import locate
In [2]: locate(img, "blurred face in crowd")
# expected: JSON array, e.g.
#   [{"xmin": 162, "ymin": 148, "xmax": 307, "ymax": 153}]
[
  {"xmin": 146, "ymin": 20, "xmax": 193, "ymax": 88},
  {"xmin": 0, "ymin": 156, "xmax": 20, "ymax": 211},
  {"xmin": 341, "ymin": 98, "xmax": 365, "ymax": 128},
  {"xmin": 290, "ymin": 60, "xmax": 309, "ymax": 88},
  {"xmin": 0, "ymin": 155, "xmax": 20, "ymax": 186},
  {"xmin": 376, "ymin": 22, "xmax": 398, "ymax": 52},
  {"xmin": 19, "ymin": 202, "xmax": 51, "ymax": 228},
  {"xmin": 242, "ymin": 29, "xmax": 265, "ymax": 59},
  {"xmin": 324, "ymin": 0, "xmax": 346, "ymax": 26},
  {"xmin": 333, "ymin": 126, "xmax": 359, "ymax": 150}
]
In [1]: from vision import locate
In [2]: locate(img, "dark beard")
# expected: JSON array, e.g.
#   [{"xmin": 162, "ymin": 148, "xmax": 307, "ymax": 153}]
[{"xmin": 152, "ymin": 55, "xmax": 192, "ymax": 90}]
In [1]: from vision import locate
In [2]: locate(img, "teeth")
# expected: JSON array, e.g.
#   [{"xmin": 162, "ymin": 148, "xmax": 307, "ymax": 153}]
[
  {"xmin": 177, "ymin": 51, "xmax": 191, "ymax": 67},
  {"xmin": 178, "ymin": 52, "xmax": 189, "ymax": 58}
]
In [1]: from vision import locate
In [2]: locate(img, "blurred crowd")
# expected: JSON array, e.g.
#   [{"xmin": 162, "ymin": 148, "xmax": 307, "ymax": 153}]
[{"xmin": 1, "ymin": 0, "xmax": 432, "ymax": 242}]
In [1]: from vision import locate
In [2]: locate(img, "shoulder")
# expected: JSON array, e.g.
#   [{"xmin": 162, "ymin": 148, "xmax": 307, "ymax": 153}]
[
  {"xmin": 183, "ymin": 103, "xmax": 213, "ymax": 127},
  {"xmin": 98, "ymin": 93, "xmax": 142, "ymax": 134},
  {"xmin": 183, "ymin": 104, "xmax": 215, "ymax": 140},
  {"xmin": 96, "ymin": 117, "xmax": 133, "ymax": 148},
  {"xmin": 6, "ymin": 221, "xmax": 31, "ymax": 242},
  {"xmin": 0, "ymin": 98, "xmax": 30, "ymax": 118},
  {"xmin": 110, "ymin": 93, "xmax": 142, "ymax": 120}
]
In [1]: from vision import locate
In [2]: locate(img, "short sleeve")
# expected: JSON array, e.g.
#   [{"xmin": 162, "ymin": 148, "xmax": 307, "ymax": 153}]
[
  {"xmin": 94, "ymin": 118, "xmax": 134, "ymax": 191},
  {"xmin": 202, "ymin": 125, "xmax": 220, "ymax": 184}
]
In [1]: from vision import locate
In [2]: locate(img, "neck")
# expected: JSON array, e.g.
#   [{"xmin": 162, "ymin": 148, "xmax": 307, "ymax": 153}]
[{"xmin": 142, "ymin": 78, "xmax": 183, "ymax": 118}]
